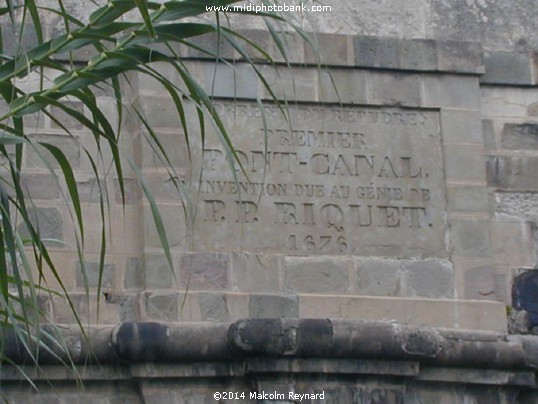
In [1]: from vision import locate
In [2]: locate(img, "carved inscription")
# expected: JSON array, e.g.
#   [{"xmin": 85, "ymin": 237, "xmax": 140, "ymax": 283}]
[{"xmin": 187, "ymin": 102, "xmax": 447, "ymax": 257}]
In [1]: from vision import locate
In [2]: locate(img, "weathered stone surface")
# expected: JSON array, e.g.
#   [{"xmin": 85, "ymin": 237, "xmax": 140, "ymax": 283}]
[
  {"xmin": 401, "ymin": 260, "xmax": 454, "ymax": 298},
  {"xmin": 124, "ymin": 257, "xmax": 145, "ymax": 289},
  {"xmin": 249, "ymin": 294, "xmax": 298, "ymax": 318},
  {"xmin": 199, "ymin": 293, "xmax": 229, "ymax": 321},
  {"xmin": 231, "ymin": 253, "xmax": 280, "ymax": 292},
  {"xmin": 481, "ymin": 51, "xmax": 534, "ymax": 85},
  {"xmin": 75, "ymin": 261, "xmax": 115, "ymax": 289},
  {"xmin": 185, "ymin": 100, "xmax": 446, "ymax": 258},
  {"xmin": 283, "ymin": 257, "xmax": 350, "ymax": 293},
  {"xmin": 356, "ymin": 258, "xmax": 401, "ymax": 296},
  {"xmin": 21, "ymin": 173, "xmax": 60, "ymax": 200},
  {"xmin": 144, "ymin": 253, "xmax": 175, "ymax": 289},
  {"xmin": 179, "ymin": 253, "xmax": 229, "ymax": 290},
  {"xmin": 145, "ymin": 292, "xmax": 179, "ymax": 321},
  {"xmin": 18, "ymin": 207, "xmax": 64, "ymax": 245},
  {"xmin": 487, "ymin": 155, "xmax": 538, "ymax": 190},
  {"xmin": 502, "ymin": 123, "xmax": 538, "ymax": 150},
  {"xmin": 26, "ymin": 134, "xmax": 81, "ymax": 169},
  {"xmin": 464, "ymin": 264, "xmax": 507, "ymax": 302}
]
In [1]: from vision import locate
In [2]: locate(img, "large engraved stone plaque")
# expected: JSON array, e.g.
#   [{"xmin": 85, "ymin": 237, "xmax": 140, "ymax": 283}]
[{"xmin": 185, "ymin": 101, "xmax": 446, "ymax": 258}]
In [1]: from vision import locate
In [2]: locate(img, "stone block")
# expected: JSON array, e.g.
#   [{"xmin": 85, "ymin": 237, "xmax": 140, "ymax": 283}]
[
  {"xmin": 355, "ymin": 258, "xmax": 401, "ymax": 296},
  {"xmin": 451, "ymin": 219, "xmax": 491, "ymax": 258},
  {"xmin": 283, "ymin": 257, "xmax": 350, "ymax": 293},
  {"xmin": 141, "ymin": 131, "xmax": 187, "ymax": 169},
  {"xmin": 318, "ymin": 69, "xmax": 368, "ymax": 103},
  {"xmin": 180, "ymin": 253, "xmax": 230, "ymax": 290},
  {"xmin": 298, "ymin": 295, "xmax": 507, "ymax": 332},
  {"xmin": 226, "ymin": 293, "xmax": 250, "ymax": 320},
  {"xmin": 186, "ymin": 32, "xmax": 235, "ymax": 59},
  {"xmin": 50, "ymin": 101, "xmax": 85, "ymax": 131},
  {"xmin": 354, "ymin": 36, "xmax": 400, "ymax": 69},
  {"xmin": 401, "ymin": 260, "xmax": 454, "ymax": 298},
  {"xmin": 464, "ymin": 264, "xmax": 507, "ymax": 302},
  {"xmin": 481, "ymin": 51, "xmax": 534, "ymax": 85},
  {"xmin": 492, "ymin": 221, "xmax": 535, "ymax": 267},
  {"xmin": 440, "ymin": 109, "xmax": 483, "ymax": 144},
  {"xmin": 399, "ymin": 39, "xmax": 437, "ymax": 71},
  {"xmin": 26, "ymin": 134, "xmax": 81, "ymax": 170},
  {"xmin": 76, "ymin": 177, "xmax": 102, "ymax": 203},
  {"xmin": 124, "ymin": 256, "xmax": 145, "ymax": 289},
  {"xmin": 270, "ymin": 32, "xmax": 304, "ymax": 64},
  {"xmin": 18, "ymin": 207, "xmax": 64, "ymax": 246},
  {"xmin": 249, "ymin": 294, "xmax": 298, "ymax": 318},
  {"xmin": 139, "ymin": 95, "xmax": 187, "ymax": 130},
  {"xmin": 198, "ymin": 293, "xmax": 229, "ymax": 321},
  {"xmin": 259, "ymin": 65, "xmax": 317, "ymax": 101},
  {"xmin": 145, "ymin": 292, "xmax": 179, "ymax": 321},
  {"xmin": 203, "ymin": 63, "xmax": 258, "ymax": 99},
  {"xmin": 502, "ymin": 123, "xmax": 538, "ymax": 150},
  {"xmin": 21, "ymin": 173, "xmax": 60, "ymax": 200},
  {"xmin": 482, "ymin": 119, "xmax": 497, "ymax": 151},
  {"xmin": 370, "ymin": 72, "xmax": 421, "ymax": 107},
  {"xmin": 234, "ymin": 29, "xmax": 274, "ymax": 61},
  {"xmin": 144, "ymin": 253, "xmax": 176, "ymax": 289},
  {"xmin": 437, "ymin": 41, "xmax": 484, "ymax": 74},
  {"xmin": 143, "ymin": 203, "xmax": 186, "ymax": 248},
  {"xmin": 446, "ymin": 186, "xmax": 489, "ymax": 213},
  {"xmin": 305, "ymin": 33, "xmax": 349, "ymax": 65},
  {"xmin": 443, "ymin": 145, "xmax": 486, "ymax": 182},
  {"xmin": 75, "ymin": 261, "xmax": 115, "ymax": 289},
  {"xmin": 52, "ymin": 294, "xmax": 121, "ymax": 325},
  {"xmin": 231, "ymin": 253, "xmax": 280, "ymax": 293},
  {"xmin": 114, "ymin": 178, "xmax": 141, "ymax": 205},
  {"xmin": 487, "ymin": 155, "xmax": 538, "ymax": 190},
  {"xmin": 421, "ymin": 76, "xmax": 480, "ymax": 109}
]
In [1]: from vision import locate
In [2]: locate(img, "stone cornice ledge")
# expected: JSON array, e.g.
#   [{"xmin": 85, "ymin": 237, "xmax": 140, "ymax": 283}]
[{"xmin": 3, "ymin": 319, "xmax": 538, "ymax": 371}]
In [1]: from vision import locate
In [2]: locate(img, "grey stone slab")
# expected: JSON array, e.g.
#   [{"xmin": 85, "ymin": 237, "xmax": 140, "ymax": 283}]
[
  {"xmin": 370, "ymin": 72, "xmax": 421, "ymax": 107},
  {"xmin": 487, "ymin": 155, "xmax": 538, "ymax": 190},
  {"xmin": 145, "ymin": 292, "xmax": 179, "ymax": 321},
  {"xmin": 18, "ymin": 207, "xmax": 64, "ymax": 245},
  {"xmin": 231, "ymin": 253, "xmax": 279, "ymax": 292},
  {"xmin": 124, "ymin": 256, "xmax": 145, "ymax": 289},
  {"xmin": 399, "ymin": 39, "xmax": 438, "ymax": 71},
  {"xmin": 464, "ymin": 265, "xmax": 507, "ymax": 302},
  {"xmin": 76, "ymin": 261, "xmax": 115, "ymax": 289},
  {"xmin": 441, "ymin": 110, "xmax": 483, "ymax": 144},
  {"xmin": 354, "ymin": 36, "xmax": 400, "ymax": 69},
  {"xmin": 482, "ymin": 119, "xmax": 497, "ymax": 151},
  {"xmin": 451, "ymin": 220, "xmax": 491, "ymax": 258},
  {"xmin": 481, "ymin": 51, "xmax": 534, "ymax": 85},
  {"xmin": 283, "ymin": 257, "xmax": 349, "ymax": 293},
  {"xmin": 203, "ymin": 63, "xmax": 258, "ymax": 99},
  {"xmin": 304, "ymin": 33, "xmax": 349, "ymax": 65},
  {"xmin": 21, "ymin": 173, "xmax": 61, "ymax": 200},
  {"xmin": 26, "ymin": 134, "xmax": 81, "ymax": 169},
  {"xmin": 356, "ymin": 258, "xmax": 401, "ymax": 296},
  {"xmin": 144, "ymin": 253, "xmax": 175, "ymax": 289},
  {"xmin": 502, "ymin": 123, "xmax": 538, "ymax": 150},
  {"xmin": 179, "ymin": 253, "xmax": 229, "ymax": 290},
  {"xmin": 437, "ymin": 41, "xmax": 484, "ymax": 74},
  {"xmin": 184, "ymin": 100, "xmax": 447, "ymax": 258},
  {"xmin": 401, "ymin": 260, "xmax": 454, "ymax": 298},
  {"xmin": 249, "ymin": 294, "xmax": 298, "ymax": 318},
  {"xmin": 199, "ymin": 293, "xmax": 229, "ymax": 321}
]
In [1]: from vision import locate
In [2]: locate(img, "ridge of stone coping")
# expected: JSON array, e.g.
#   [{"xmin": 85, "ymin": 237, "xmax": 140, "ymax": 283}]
[
  {"xmin": 43, "ymin": 27, "xmax": 485, "ymax": 75},
  {"xmin": 3, "ymin": 319, "xmax": 538, "ymax": 370}
]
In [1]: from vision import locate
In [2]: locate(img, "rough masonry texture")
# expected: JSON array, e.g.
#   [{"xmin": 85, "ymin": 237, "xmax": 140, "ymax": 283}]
[{"xmin": 5, "ymin": 0, "xmax": 538, "ymax": 401}]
